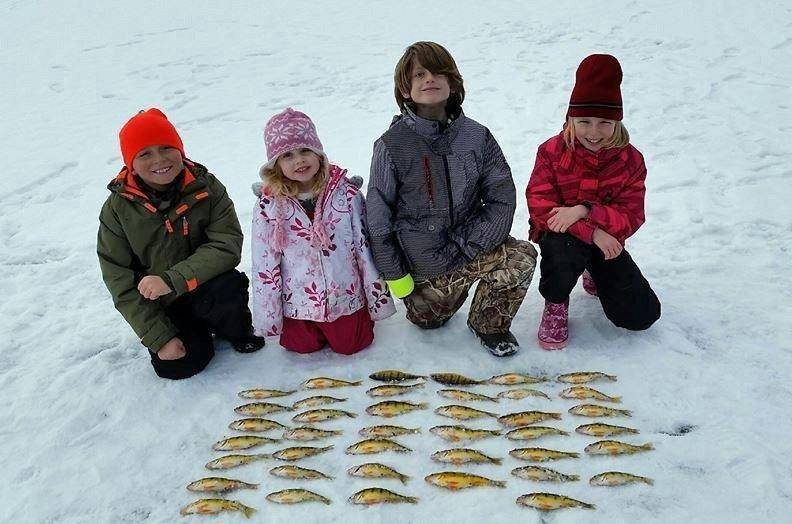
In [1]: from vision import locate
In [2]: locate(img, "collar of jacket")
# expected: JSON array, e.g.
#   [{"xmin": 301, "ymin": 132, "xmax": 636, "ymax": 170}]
[
  {"xmin": 107, "ymin": 160, "xmax": 210, "ymax": 229},
  {"xmin": 392, "ymin": 106, "xmax": 465, "ymax": 156}
]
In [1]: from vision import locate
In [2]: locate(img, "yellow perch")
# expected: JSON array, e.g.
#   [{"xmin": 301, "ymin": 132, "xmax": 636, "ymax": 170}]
[
  {"xmin": 505, "ymin": 426, "xmax": 569, "ymax": 441},
  {"xmin": 301, "ymin": 377, "xmax": 362, "ymax": 389},
  {"xmin": 358, "ymin": 425, "xmax": 421, "ymax": 438},
  {"xmin": 498, "ymin": 388, "xmax": 550, "ymax": 400},
  {"xmin": 347, "ymin": 463, "xmax": 410, "ymax": 484},
  {"xmin": 366, "ymin": 400, "xmax": 428, "ymax": 417},
  {"xmin": 575, "ymin": 423, "xmax": 639, "ymax": 437},
  {"xmin": 282, "ymin": 426, "xmax": 342, "ymax": 441},
  {"xmin": 556, "ymin": 371, "xmax": 617, "ymax": 384},
  {"xmin": 346, "ymin": 438, "xmax": 412, "ymax": 454},
  {"xmin": 568, "ymin": 404, "xmax": 632, "ymax": 417},
  {"xmin": 509, "ymin": 447, "xmax": 580, "ymax": 462},
  {"xmin": 590, "ymin": 471, "xmax": 654, "ymax": 486},
  {"xmin": 487, "ymin": 373, "xmax": 546, "ymax": 385},
  {"xmin": 425, "ymin": 472, "xmax": 506, "ymax": 490},
  {"xmin": 516, "ymin": 492, "xmax": 595, "ymax": 511},
  {"xmin": 186, "ymin": 477, "xmax": 258, "ymax": 493},
  {"xmin": 269, "ymin": 465, "xmax": 333, "ymax": 480},
  {"xmin": 348, "ymin": 488, "xmax": 418, "ymax": 504},
  {"xmin": 228, "ymin": 418, "xmax": 288, "ymax": 433},
  {"xmin": 560, "ymin": 386, "xmax": 620, "ymax": 403},
  {"xmin": 272, "ymin": 445, "xmax": 334, "ymax": 461},
  {"xmin": 292, "ymin": 408, "xmax": 357, "ymax": 423},
  {"xmin": 234, "ymin": 402, "xmax": 292, "ymax": 416},
  {"xmin": 430, "ymin": 373, "xmax": 484, "ymax": 386},
  {"xmin": 204, "ymin": 454, "xmax": 270, "ymax": 470},
  {"xmin": 212, "ymin": 435, "xmax": 280, "ymax": 451},
  {"xmin": 584, "ymin": 440, "xmax": 653, "ymax": 455},
  {"xmin": 369, "ymin": 370, "xmax": 426, "ymax": 382},
  {"xmin": 498, "ymin": 411, "xmax": 562, "ymax": 427},
  {"xmin": 437, "ymin": 389, "xmax": 498, "ymax": 402},
  {"xmin": 180, "ymin": 498, "xmax": 256, "ymax": 518},
  {"xmin": 292, "ymin": 396, "xmax": 347, "ymax": 409},
  {"xmin": 435, "ymin": 405, "xmax": 498, "ymax": 420},
  {"xmin": 266, "ymin": 488, "xmax": 331, "ymax": 505},
  {"xmin": 431, "ymin": 448, "xmax": 502, "ymax": 465},
  {"xmin": 238, "ymin": 388, "xmax": 295, "ymax": 399},
  {"xmin": 511, "ymin": 466, "xmax": 579, "ymax": 482},
  {"xmin": 429, "ymin": 425, "xmax": 501, "ymax": 442},
  {"xmin": 367, "ymin": 383, "xmax": 425, "ymax": 397}
]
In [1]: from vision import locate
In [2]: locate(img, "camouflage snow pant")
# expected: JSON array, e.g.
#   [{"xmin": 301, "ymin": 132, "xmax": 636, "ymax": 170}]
[{"xmin": 403, "ymin": 237, "xmax": 538, "ymax": 334}]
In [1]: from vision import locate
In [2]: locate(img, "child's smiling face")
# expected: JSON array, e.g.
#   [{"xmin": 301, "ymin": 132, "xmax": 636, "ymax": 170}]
[
  {"xmin": 132, "ymin": 145, "xmax": 184, "ymax": 189},
  {"xmin": 404, "ymin": 60, "xmax": 451, "ymax": 111},
  {"xmin": 277, "ymin": 148, "xmax": 321, "ymax": 190},
  {"xmin": 572, "ymin": 117, "xmax": 616, "ymax": 152}
]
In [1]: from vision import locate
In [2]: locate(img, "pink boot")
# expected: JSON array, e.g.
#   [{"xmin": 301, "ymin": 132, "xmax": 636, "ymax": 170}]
[
  {"xmin": 537, "ymin": 300, "xmax": 569, "ymax": 350},
  {"xmin": 582, "ymin": 270, "xmax": 598, "ymax": 296}
]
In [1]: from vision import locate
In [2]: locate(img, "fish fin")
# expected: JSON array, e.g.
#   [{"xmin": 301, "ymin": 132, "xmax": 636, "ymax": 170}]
[
  {"xmin": 491, "ymin": 457, "xmax": 503, "ymax": 465},
  {"xmin": 493, "ymin": 480, "xmax": 507, "ymax": 488},
  {"xmin": 242, "ymin": 506, "xmax": 257, "ymax": 518}
]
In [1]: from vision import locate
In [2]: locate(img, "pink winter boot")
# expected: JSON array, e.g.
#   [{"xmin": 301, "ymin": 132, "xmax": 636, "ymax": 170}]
[
  {"xmin": 582, "ymin": 270, "xmax": 598, "ymax": 296},
  {"xmin": 537, "ymin": 300, "xmax": 569, "ymax": 350}
]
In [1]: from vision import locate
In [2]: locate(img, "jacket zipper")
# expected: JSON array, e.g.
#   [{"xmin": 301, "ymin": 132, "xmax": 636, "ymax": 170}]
[{"xmin": 442, "ymin": 155, "xmax": 454, "ymax": 227}]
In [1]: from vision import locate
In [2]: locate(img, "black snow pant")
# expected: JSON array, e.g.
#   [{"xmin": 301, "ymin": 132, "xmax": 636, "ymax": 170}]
[
  {"xmin": 150, "ymin": 270, "xmax": 255, "ymax": 380},
  {"xmin": 538, "ymin": 232, "xmax": 661, "ymax": 331}
]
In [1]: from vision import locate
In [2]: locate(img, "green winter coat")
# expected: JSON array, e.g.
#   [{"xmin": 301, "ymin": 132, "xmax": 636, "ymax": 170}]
[{"xmin": 97, "ymin": 161, "xmax": 243, "ymax": 352}]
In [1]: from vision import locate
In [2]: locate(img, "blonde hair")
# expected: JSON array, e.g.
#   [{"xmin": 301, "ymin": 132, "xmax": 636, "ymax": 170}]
[
  {"xmin": 394, "ymin": 41, "xmax": 465, "ymax": 113},
  {"xmin": 563, "ymin": 117, "xmax": 630, "ymax": 150},
  {"xmin": 260, "ymin": 153, "xmax": 329, "ymax": 198}
]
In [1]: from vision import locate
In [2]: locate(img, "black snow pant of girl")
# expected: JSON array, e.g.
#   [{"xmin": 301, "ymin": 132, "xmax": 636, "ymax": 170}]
[
  {"xmin": 538, "ymin": 232, "xmax": 661, "ymax": 330},
  {"xmin": 150, "ymin": 270, "xmax": 256, "ymax": 380}
]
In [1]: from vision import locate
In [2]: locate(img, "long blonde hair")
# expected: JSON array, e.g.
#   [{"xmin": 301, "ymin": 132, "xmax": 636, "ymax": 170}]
[
  {"xmin": 260, "ymin": 153, "xmax": 329, "ymax": 197},
  {"xmin": 563, "ymin": 117, "xmax": 630, "ymax": 150}
]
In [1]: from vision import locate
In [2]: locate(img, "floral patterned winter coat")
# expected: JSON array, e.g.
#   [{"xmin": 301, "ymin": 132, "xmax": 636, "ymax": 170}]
[{"xmin": 252, "ymin": 164, "xmax": 396, "ymax": 336}]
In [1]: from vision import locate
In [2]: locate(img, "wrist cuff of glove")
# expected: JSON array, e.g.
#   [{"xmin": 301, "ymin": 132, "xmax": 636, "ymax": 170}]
[{"xmin": 386, "ymin": 274, "xmax": 415, "ymax": 299}]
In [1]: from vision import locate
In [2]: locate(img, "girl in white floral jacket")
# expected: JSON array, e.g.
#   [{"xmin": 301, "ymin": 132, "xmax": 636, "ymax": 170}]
[{"xmin": 252, "ymin": 108, "xmax": 395, "ymax": 354}]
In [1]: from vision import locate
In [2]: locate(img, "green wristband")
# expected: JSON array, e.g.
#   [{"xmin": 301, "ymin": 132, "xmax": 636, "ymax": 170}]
[{"xmin": 386, "ymin": 274, "xmax": 415, "ymax": 299}]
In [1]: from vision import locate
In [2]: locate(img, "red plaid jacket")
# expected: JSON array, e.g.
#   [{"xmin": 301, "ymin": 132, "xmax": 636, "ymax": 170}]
[{"xmin": 526, "ymin": 133, "xmax": 647, "ymax": 244}]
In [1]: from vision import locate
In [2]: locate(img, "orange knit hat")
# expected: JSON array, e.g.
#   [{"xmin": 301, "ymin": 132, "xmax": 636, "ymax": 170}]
[{"xmin": 119, "ymin": 108, "xmax": 185, "ymax": 169}]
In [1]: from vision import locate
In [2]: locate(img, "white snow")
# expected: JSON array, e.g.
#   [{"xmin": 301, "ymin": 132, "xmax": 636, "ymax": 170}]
[{"xmin": 1, "ymin": 1, "xmax": 791, "ymax": 523}]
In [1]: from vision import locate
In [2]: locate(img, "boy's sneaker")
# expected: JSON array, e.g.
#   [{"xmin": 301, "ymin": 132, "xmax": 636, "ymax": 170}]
[
  {"xmin": 468, "ymin": 323, "xmax": 520, "ymax": 357},
  {"xmin": 582, "ymin": 270, "xmax": 598, "ymax": 296},
  {"xmin": 230, "ymin": 333, "xmax": 265, "ymax": 353},
  {"xmin": 537, "ymin": 300, "xmax": 569, "ymax": 350}
]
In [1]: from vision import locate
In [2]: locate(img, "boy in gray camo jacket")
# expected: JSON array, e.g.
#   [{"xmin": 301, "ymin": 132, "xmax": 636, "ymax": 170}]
[{"xmin": 366, "ymin": 41, "xmax": 537, "ymax": 356}]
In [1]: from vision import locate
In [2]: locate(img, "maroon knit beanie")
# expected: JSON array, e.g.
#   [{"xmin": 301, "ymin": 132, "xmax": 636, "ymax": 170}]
[{"xmin": 567, "ymin": 54, "xmax": 623, "ymax": 121}]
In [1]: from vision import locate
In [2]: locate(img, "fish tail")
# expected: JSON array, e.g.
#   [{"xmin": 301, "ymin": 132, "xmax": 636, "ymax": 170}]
[
  {"xmin": 491, "ymin": 457, "xmax": 503, "ymax": 465},
  {"xmin": 621, "ymin": 409, "xmax": 633, "ymax": 417},
  {"xmin": 569, "ymin": 452, "xmax": 581, "ymax": 458},
  {"xmin": 399, "ymin": 474, "xmax": 410, "ymax": 484},
  {"xmin": 415, "ymin": 383, "xmax": 426, "ymax": 389},
  {"xmin": 348, "ymin": 411, "xmax": 358, "ymax": 418},
  {"xmin": 405, "ymin": 495, "xmax": 419, "ymax": 503},
  {"xmin": 418, "ymin": 402, "xmax": 429, "ymax": 409},
  {"xmin": 551, "ymin": 413, "xmax": 563, "ymax": 420},
  {"xmin": 628, "ymin": 427, "xmax": 640, "ymax": 434},
  {"xmin": 242, "ymin": 506, "xmax": 257, "ymax": 518},
  {"xmin": 351, "ymin": 380, "xmax": 363, "ymax": 386},
  {"xmin": 321, "ymin": 498, "xmax": 332, "ymax": 505},
  {"xmin": 569, "ymin": 474, "xmax": 580, "ymax": 481},
  {"xmin": 492, "ymin": 430, "xmax": 503, "ymax": 436},
  {"xmin": 605, "ymin": 374, "xmax": 617, "ymax": 381},
  {"xmin": 255, "ymin": 453, "xmax": 272, "ymax": 460},
  {"xmin": 581, "ymin": 501, "xmax": 596, "ymax": 510},
  {"xmin": 642, "ymin": 476, "xmax": 654, "ymax": 485},
  {"xmin": 560, "ymin": 430, "xmax": 570, "ymax": 436},
  {"xmin": 412, "ymin": 428, "xmax": 422, "ymax": 434},
  {"xmin": 641, "ymin": 443, "xmax": 654, "ymax": 451},
  {"xmin": 492, "ymin": 480, "xmax": 507, "ymax": 488},
  {"xmin": 611, "ymin": 396, "xmax": 622, "ymax": 403}
]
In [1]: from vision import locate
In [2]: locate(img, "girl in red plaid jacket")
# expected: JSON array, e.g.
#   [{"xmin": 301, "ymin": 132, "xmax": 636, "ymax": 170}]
[{"xmin": 526, "ymin": 54, "xmax": 660, "ymax": 350}]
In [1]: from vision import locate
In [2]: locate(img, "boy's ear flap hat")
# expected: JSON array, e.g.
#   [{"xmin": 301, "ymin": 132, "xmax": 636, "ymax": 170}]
[
  {"xmin": 567, "ymin": 54, "xmax": 623, "ymax": 121},
  {"xmin": 260, "ymin": 107, "xmax": 325, "ymax": 176},
  {"xmin": 119, "ymin": 108, "xmax": 185, "ymax": 169}
]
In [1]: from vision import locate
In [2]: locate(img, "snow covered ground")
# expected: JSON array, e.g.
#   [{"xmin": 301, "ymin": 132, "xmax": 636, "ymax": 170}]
[{"xmin": 1, "ymin": 1, "xmax": 791, "ymax": 522}]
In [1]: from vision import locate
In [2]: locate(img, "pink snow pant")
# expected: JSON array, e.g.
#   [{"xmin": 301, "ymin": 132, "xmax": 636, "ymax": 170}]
[{"xmin": 280, "ymin": 308, "xmax": 374, "ymax": 355}]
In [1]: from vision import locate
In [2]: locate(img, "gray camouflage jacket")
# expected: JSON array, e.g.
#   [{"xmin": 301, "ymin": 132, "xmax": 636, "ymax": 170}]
[{"xmin": 366, "ymin": 108, "xmax": 516, "ymax": 280}]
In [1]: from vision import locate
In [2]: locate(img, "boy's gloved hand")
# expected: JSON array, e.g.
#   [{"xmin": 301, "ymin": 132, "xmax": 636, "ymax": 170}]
[{"xmin": 386, "ymin": 274, "xmax": 415, "ymax": 299}]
